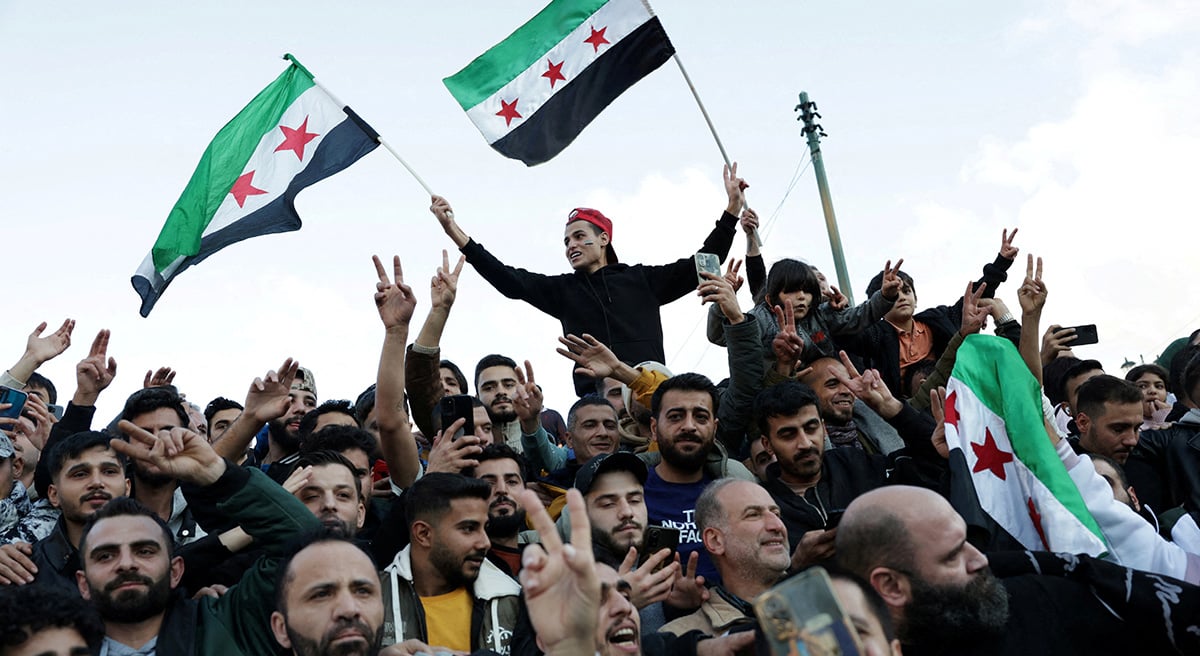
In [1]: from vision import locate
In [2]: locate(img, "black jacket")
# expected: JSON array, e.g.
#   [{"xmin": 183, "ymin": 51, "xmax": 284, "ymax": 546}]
[
  {"xmin": 903, "ymin": 551, "xmax": 1200, "ymax": 655},
  {"xmin": 765, "ymin": 404, "xmax": 945, "ymax": 554},
  {"xmin": 461, "ymin": 211, "xmax": 739, "ymax": 395},
  {"xmin": 843, "ymin": 254, "xmax": 1016, "ymax": 398}
]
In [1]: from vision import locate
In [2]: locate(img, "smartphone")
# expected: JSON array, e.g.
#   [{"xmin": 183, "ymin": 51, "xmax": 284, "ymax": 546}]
[
  {"xmin": 694, "ymin": 252, "xmax": 721, "ymax": 285},
  {"xmin": 640, "ymin": 525, "xmax": 680, "ymax": 571},
  {"xmin": 47, "ymin": 404, "xmax": 64, "ymax": 421},
  {"xmin": 438, "ymin": 394, "xmax": 475, "ymax": 441},
  {"xmin": 1062, "ymin": 324, "xmax": 1099, "ymax": 347},
  {"xmin": 754, "ymin": 567, "xmax": 864, "ymax": 656},
  {"xmin": 0, "ymin": 386, "xmax": 28, "ymax": 423}
]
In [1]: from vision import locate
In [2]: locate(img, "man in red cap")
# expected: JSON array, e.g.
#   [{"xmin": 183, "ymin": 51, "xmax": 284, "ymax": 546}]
[{"xmin": 429, "ymin": 164, "xmax": 747, "ymax": 396}]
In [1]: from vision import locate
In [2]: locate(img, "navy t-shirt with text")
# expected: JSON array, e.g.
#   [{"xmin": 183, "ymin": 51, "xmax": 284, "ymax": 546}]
[{"xmin": 643, "ymin": 465, "xmax": 719, "ymax": 585}]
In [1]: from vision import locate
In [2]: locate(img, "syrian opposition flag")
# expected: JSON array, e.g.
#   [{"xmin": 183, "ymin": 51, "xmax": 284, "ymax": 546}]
[
  {"xmin": 444, "ymin": 0, "xmax": 675, "ymax": 166},
  {"xmin": 132, "ymin": 55, "xmax": 379, "ymax": 316},
  {"xmin": 944, "ymin": 335, "xmax": 1107, "ymax": 555}
]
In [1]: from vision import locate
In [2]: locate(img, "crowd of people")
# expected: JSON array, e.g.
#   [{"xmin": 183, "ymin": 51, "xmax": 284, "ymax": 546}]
[{"xmin": 1, "ymin": 167, "xmax": 1199, "ymax": 656}]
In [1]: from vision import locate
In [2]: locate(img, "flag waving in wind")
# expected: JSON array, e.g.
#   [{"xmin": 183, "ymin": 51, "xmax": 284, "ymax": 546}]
[
  {"xmin": 444, "ymin": 0, "xmax": 675, "ymax": 166},
  {"xmin": 132, "ymin": 55, "xmax": 379, "ymax": 316},
  {"xmin": 944, "ymin": 334, "xmax": 1108, "ymax": 555}
]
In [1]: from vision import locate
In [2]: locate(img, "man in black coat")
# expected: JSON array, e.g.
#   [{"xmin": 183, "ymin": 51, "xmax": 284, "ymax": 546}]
[
  {"xmin": 836, "ymin": 485, "xmax": 1200, "ymax": 655},
  {"xmin": 428, "ymin": 165, "xmax": 747, "ymax": 395}
]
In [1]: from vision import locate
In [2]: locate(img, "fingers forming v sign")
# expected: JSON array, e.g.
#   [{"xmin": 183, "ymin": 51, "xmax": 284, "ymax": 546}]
[
  {"xmin": 1017, "ymin": 253, "xmax": 1047, "ymax": 316},
  {"xmin": 76, "ymin": 329, "xmax": 117, "ymax": 398},
  {"xmin": 723, "ymin": 258, "xmax": 744, "ymax": 292},
  {"xmin": 512, "ymin": 360, "xmax": 544, "ymax": 421},
  {"xmin": 960, "ymin": 281, "xmax": 989, "ymax": 336},
  {"xmin": 1000, "ymin": 227, "xmax": 1020, "ymax": 259},
  {"xmin": 880, "ymin": 259, "xmax": 905, "ymax": 300},
  {"xmin": 373, "ymin": 255, "xmax": 417, "ymax": 329},
  {"xmin": 431, "ymin": 249, "xmax": 466, "ymax": 310}
]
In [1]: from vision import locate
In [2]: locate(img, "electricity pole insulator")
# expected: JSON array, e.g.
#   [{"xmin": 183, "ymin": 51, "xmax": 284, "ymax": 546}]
[{"xmin": 795, "ymin": 91, "xmax": 852, "ymax": 305}]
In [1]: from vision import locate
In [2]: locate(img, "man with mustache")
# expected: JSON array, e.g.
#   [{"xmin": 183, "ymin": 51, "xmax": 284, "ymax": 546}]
[
  {"xmin": 15, "ymin": 432, "xmax": 130, "ymax": 595},
  {"xmin": 798, "ymin": 357, "xmax": 905, "ymax": 455},
  {"xmin": 466, "ymin": 444, "xmax": 536, "ymax": 577},
  {"xmin": 475, "ymin": 355, "xmax": 527, "ymax": 454},
  {"xmin": 380, "ymin": 473, "xmax": 520, "ymax": 653},
  {"xmin": 74, "ymin": 419, "xmax": 320, "ymax": 655},
  {"xmin": 755, "ymin": 380, "xmax": 940, "ymax": 571},
  {"xmin": 289, "ymin": 450, "xmax": 365, "ymax": 537}
]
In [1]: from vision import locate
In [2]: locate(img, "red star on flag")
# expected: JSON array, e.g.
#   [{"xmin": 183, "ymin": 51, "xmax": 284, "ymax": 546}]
[
  {"xmin": 971, "ymin": 427, "xmax": 1014, "ymax": 480},
  {"xmin": 542, "ymin": 59, "xmax": 566, "ymax": 88},
  {"xmin": 274, "ymin": 116, "xmax": 319, "ymax": 161},
  {"xmin": 584, "ymin": 26, "xmax": 610, "ymax": 52},
  {"xmin": 944, "ymin": 390, "xmax": 960, "ymax": 429},
  {"xmin": 496, "ymin": 98, "xmax": 522, "ymax": 127},
  {"xmin": 1027, "ymin": 498, "xmax": 1049, "ymax": 549},
  {"xmin": 229, "ymin": 170, "xmax": 268, "ymax": 208}
]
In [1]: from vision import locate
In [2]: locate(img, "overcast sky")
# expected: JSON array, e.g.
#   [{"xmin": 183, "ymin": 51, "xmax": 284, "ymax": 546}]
[{"xmin": 2, "ymin": 0, "xmax": 1197, "ymax": 420}]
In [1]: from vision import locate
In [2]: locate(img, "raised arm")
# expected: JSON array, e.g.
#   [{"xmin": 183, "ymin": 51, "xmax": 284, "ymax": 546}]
[
  {"xmin": 372, "ymin": 254, "xmax": 422, "ymax": 490},
  {"xmin": 430, "ymin": 195, "xmax": 470, "ymax": 249},
  {"xmin": 1016, "ymin": 254, "xmax": 1047, "ymax": 384},
  {"xmin": 3, "ymin": 319, "xmax": 74, "ymax": 388},
  {"xmin": 211, "ymin": 359, "xmax": 299, "ymax": 462},
  {"xmin": 406, "ymin": 250, "xmax": 464, "ymax": 438}
]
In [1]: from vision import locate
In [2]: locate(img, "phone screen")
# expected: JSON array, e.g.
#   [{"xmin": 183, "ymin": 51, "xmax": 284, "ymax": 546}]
[{"xmin": 0, "ymin": 387, "xmax": 28, "ymax": 420}]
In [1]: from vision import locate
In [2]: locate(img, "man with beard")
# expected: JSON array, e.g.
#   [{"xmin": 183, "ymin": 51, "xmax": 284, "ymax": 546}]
[
  {"xmin": 662, "ymin": 479, "xmax": 790, "ymax": 636},
  {"xmin": 74, "ymin": 419, "xmax": 319, "ymax": 655},
  {"xmin": 475, "ymin": 354, "xmax": 526, "ymax": 454},
  {"xmin": 271, "ymin": 534, "xmax": 393, "ymax": 656},
  {"xmin": 263, "ymin": 367, "xmax": 319, "ymax": 477},
  {"xmin": 380, "ymin": 473, "xmax": 520, "ymax": 653},
  {"xmin": 836, "ymin": 485, "xmax": 1199, "ymax": 655},
  {"xmin": 466, "ymin": 444, "xmax": 536, "ymax": 576},
  {"xmin": 290, "ymin": 450, "xmax": 365, "ymax": 537},
  {"xmin": 798, "ymin": 357, "xmax": 904, "ymax": 455},
  {"xmin": 0, "ymin": 432, "xmax": 131, "ymax": 594},
  {"xmin": 638, "ymin": 373, "xmax": 755, "ymax": 585},
  {"xmin": 120, "ymin": 387, "xmax": 205, "ymax": 545}
]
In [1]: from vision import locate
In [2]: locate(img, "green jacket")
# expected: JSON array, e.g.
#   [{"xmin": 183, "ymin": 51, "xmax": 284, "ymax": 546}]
[{"xmin": 154, "ymin": 465, "xmax": 320, "ymax": 656}]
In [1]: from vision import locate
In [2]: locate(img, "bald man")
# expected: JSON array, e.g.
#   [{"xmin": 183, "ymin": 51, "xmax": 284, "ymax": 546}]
[{"xmin": 834, "ymin": 486, "xmax": 1200, "ymax": 655}]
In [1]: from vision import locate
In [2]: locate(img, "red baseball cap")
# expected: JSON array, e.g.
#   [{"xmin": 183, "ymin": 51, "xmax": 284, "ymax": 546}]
[{"xmin": 567, "ymin": 208, "xmax": 619, "ymax": 264}]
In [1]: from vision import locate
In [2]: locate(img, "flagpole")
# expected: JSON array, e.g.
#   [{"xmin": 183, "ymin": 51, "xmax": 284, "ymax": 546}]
[
  {"xmin": 671, "ymin": 54, "xmax": 762, "ymax": 247},
  {"xmin": 284, "ymin": 55, "xmax": 447, "ymax": 215}
]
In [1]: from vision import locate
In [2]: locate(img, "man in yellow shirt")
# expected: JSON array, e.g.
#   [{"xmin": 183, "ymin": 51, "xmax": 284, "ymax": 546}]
[{"xmin": 380, "ymin": 473, "xmax": 521, "ymax": 653}]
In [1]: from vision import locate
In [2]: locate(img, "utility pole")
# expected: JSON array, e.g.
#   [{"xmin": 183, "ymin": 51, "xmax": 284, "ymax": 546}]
[{"xmin": 796, "ymin": 92, "xmax": 853, "ymax": 305}]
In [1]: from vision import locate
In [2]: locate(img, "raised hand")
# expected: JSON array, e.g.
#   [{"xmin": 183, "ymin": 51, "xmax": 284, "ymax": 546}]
[
  {"xmin": 24, "ymin": 319, "xmax": 75, "ymax": 365},
  {"xmin": 1000, "ymin": 227, "xmax": 1020, "ymax": 260},
  {"xmin": 74, "ymin": 329, "xmax": 117, "ymax": 405},
  {"xmin": 826, "ymin": 285, "xmax": 849, "ymax": 310},
  {"xmin": 880, "ymin": 259, "xmax": 905, "ymax": 300},
  {"xmin": 113, "ymin": 421, "xmax": 226, "ymax": 486},
  {"xmin": 617, "ymin": 547, "xmax": 679, "ymax": 609},
  {"xmin": 831, "ymin": 350, "xmax": 901, "ymax": 417},
  {"xmin": 429, "ymin": 194, "xmax": 455, "ymax": 228},
  {"xmin": 557, "ymin": 334, "xmax": 622, "ymax": 382},
  {"xmin": 665, "ymin": 550, "xmax": 708, "ymax": 610},
  {"xmin": 244, "ymin": 358, "xmax": 300, "ymax": 424},
  {"xmin": 373, "ymin": 254, "xmax": 417, "ymax": 330},
  {"xmin": 723, "ymin": 162, "xmax": 748, "ymax": 213},
  {"xmin": 1041, "ymin": 325, "xmax": 1076, "ymax": 366},
  {"xmin": 958, "ymin": 281, "xmax": 989, "ymax": 336},
  {"xmin": 20, "ymin": 393, "xmax": 54, "ymax": 451},
  {"xmin": 739, "ymin": 208, "xmax": 759, "ymax": 235},
  {"xmin": 515, "ymin": 487, "xmax": 600, "ymax": 656},
  {"xmin": 1017, "ymin": 254, "xmax": 1047, "ymax": 316},
  {"xmin": 771, "ymin": 304, "xmax": 805, "ymax": 376},
  {"xmin": 430, "ymin": 249, "xmax": 466, "ymax": 312},
  {"xmin": 698, "ymin": 271, "xmax": 743, "ymax": 324},
  {"xmin": 512, "ymin": 360, "xmax": 545, "ymax": 433},
  {"xmin": 425, "ymin": 419, "xmax": 482, "ymax": 474},
  {"xmin": 929, "ymin": 386, "xmax": 950, "ymax": 459},
  {"xmin": 143, "ymin": 366, "xmax": 176, "ymax": 389},
  {"xmin": 723, "ymin": 258, "xmax": 744, "ymax": 293}
]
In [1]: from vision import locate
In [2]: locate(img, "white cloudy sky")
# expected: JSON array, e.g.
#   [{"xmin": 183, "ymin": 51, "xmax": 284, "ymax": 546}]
[{"xmin": 1, "ymin": 0, "xmax": 1197, "ymax": 420}]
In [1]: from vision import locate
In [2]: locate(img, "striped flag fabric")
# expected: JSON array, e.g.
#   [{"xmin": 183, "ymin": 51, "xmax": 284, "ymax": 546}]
[
  {"xmin": 944, "ymin": 335, "xmax": 1108, "ymax": 555},
  {"xmin": 444, "ymin": 0, "xmax": 675, "ymax": 166},
  {"xmin": 132, "ymin": 55, "xmax": 379, "ymax": 316}
]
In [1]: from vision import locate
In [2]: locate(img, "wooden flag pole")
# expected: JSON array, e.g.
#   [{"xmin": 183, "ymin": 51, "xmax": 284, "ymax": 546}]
[{"xmin": 671, "ymin": 54, "xmax": 762, "ymax": 247}]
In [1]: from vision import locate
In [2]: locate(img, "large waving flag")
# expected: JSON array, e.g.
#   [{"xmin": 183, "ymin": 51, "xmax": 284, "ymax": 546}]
[
  {"xmin": 944, "ymin": 335, "xmax": 1107, "ymax": 555},
  {"xmin": 444, "ymin": 0, "xmax": 675, "ymax": 166},
  {"xmin": 132, "ymin": 55, "xmax": 379, "ymax": 316}
]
